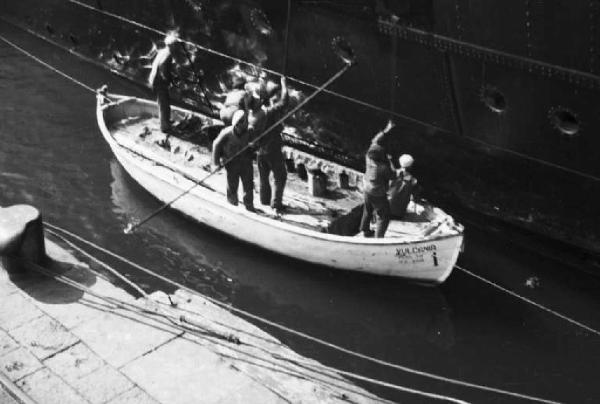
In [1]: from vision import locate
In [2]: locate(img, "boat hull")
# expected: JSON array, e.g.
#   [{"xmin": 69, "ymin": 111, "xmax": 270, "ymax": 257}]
[{"xmin": 97, "ymin": 98, "xmax": 463, "ymax": 283}]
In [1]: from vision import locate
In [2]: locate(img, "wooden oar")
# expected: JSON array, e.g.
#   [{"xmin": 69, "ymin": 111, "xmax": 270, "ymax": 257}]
[{"xmin": 124, "ymin": 53, "xmax": 355, "ymax": 234}]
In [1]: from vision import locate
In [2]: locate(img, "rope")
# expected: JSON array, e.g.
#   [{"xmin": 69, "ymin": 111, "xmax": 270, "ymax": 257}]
[
  {"xmin": 43, "ymin": 221, "xmax": 560, "ymax": 404},
  {"xmin": 66, "ymin": 0, "xmax": 445, "ymax": 133},
  {"xmin": 24, "ymin": 252, "xmax": 466, "ymax": 403},
  {"xmin": 455, "ymin": 264, "xmax": 600, "ymax": 337},
  {"xmin": 125, "ymin": 63, "xmax": 351, "ymax": 233},
  {"xmin": 45, "ymin": 227, "xmax": 148, "ymax": 297},
  {"xmin": 0, "ymin": 33, "xmax": 96, "ymax": 94}
]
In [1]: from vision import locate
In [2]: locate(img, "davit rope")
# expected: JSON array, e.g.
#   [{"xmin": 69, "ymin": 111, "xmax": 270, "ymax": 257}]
[
  {"xmin": 67, "ymin": 0, "xmax": 600, "ymax": 183},
  {"xmin": 0, "ymin": 27, "xmax": 580, "ymax": 403}
]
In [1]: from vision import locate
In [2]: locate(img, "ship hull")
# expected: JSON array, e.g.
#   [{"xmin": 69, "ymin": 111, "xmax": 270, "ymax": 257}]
[{"xmin": 1, "ymin": 0, "xmax": 599, "ymax": 258}]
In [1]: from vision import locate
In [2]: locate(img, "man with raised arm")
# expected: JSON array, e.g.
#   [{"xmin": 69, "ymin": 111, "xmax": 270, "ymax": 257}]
[
  {"xmin": 148, "ymin": 33, "xmax": 178, "ymax": 133},
  {"xmin": 359, "ymin": 120, "xmax": 396, "ymax": 238},
  {"xmin": 212, "ymin": 109, "xmax": 255, "ymax": 212},
  {"xmin": 247, "ymin": 76, "xmax": 289, "ymax": 213}
]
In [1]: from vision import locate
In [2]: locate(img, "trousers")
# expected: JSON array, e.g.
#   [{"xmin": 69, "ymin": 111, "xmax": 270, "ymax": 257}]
[
  {"xmin": 156, "ymin": 86, "xmax": 171, "ymax": 131},
  {"xmin": 226, "ymin": 159, "xmax": 254, "ymax": 209},
  {"xmin": 257, "ymin": 152, "xmax": 287, "ymax": 209},
  {"xmin": 359, "ymin": 192, "xmax": 390, "ymax": 238}
]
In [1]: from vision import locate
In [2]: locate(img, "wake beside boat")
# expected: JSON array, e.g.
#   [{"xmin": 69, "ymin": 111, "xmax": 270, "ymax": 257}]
[{"xmin": 96, "ymin": 91, "xmax": 464, "ymax": 283}]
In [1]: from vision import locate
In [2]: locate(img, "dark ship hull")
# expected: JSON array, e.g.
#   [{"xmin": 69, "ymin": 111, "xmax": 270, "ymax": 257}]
[{"xmin": 2, "ymin": 0, "xmax": 599, "ymax": 259}]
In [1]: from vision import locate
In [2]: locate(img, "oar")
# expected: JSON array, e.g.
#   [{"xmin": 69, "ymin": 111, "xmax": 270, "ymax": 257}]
[{"xmin": 124, "ymin": 45, "xmax": 355, "ymax": 234}]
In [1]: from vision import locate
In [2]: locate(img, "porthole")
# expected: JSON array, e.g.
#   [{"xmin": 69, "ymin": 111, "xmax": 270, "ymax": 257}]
[
  {"xmin": 45, "ymin": 24, "xmax": 55, "ymax": 35},
  {"xmin": 549, "ymin": 107, "xmax": 580, "ymax": 136},
  {"xmin": 480, "ymin": 85, "xmax": 507, "ymax": 113},
  {"xmin": 69, "ymin": 34, "xmax": 79, "ymax": 46}
]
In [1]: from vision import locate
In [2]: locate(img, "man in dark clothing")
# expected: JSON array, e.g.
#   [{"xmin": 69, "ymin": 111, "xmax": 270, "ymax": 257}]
[
  {"xmin": 148, "ymin": 33, "xmax": 178, "ymax": 132},
  {"xmin": 247, "ymin": 76, "xmax": 289, "ymax": 212},
  {"xmin": 212, "ymin": 110, "xmax": 255, "ymax": 211},
  {"xmin": 389, "ymin": 154, "xmax": 421, "ymax": 219},
  {"xmin": 359, "ymin": 120, "xmax": 396, "ymax": 237}
]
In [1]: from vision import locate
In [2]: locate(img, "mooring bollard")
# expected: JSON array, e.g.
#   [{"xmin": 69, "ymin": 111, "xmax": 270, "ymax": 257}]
[{"xmin": 0, "ymin": 205, "xmax": 46, "ymax": 274}]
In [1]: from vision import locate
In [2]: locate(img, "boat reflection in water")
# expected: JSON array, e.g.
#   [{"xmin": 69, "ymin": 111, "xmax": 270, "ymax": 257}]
[{"xmin": 109, "ymin": 159, "xmax": 456, "ymax": 355}]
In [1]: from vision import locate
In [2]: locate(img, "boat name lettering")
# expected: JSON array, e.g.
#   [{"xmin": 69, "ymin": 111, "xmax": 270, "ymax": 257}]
[{"xmin": 395, "ymin": 244, "xmax": 437, "ymax": 257}]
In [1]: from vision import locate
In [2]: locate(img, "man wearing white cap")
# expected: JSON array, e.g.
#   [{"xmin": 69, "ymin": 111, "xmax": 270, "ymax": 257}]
[
  {"xmin": 212, "ymin": 109, "xmax": 255, "ymax": 211},
  {"xmin": 148, "ymin": 33, "xmax": 179, "ymax": 132},
  {"xmin": 389, "ymin": 154, "xmax": 421, "ymax": 219}
]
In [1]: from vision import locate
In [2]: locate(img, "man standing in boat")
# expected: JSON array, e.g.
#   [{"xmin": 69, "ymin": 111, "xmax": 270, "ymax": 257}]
[
  {"xmin": 389, "ymin": 154, "xmax": 421, "ymax": 219},
  {"xmin": 148, "ymin": 33, "xmax": 179, "ymax": 133},
  {"xmin": 360, "ymin": 120, "xmax": 396, "ymax": 238},
  {"xmin": 247, "ymin": 76, "xmax": 289, "ymax": 213},
  {"xmin": 212, "ymin": 109, "xmax": 255, "ymax": 211}
]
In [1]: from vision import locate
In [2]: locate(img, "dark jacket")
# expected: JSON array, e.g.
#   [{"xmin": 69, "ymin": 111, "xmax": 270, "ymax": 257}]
[
  {"xmin": 212, "ymin": 126, "xmax": 252, "ymax": 166},
  {"xmin": 249, "ymin": 92, "xmax": 288, "ymax": 156},
  {"xmin": 389, "ymin": 169, "xmax": 419, "ymax": 218},
  {"xmin": 363, "ymin": 149, "xmax": 395, "ymax": 197}
]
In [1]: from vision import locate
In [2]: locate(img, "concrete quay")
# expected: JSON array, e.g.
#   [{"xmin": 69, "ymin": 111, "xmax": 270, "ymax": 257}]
[{"xmin": 0, "ymin": 238, "xmax": 385, "ymax": 404}]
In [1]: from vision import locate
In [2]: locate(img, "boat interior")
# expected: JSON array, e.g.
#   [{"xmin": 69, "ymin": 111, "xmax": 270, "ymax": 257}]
[{"xmin": 105, "ymin": 98, "xmax": 456, "ymax": 240}]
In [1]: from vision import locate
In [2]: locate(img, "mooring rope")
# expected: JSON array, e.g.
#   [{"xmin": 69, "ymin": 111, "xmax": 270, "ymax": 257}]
[
  {"xmin": 45, "ymin": 227, "xmax": 147, "ymax": 297},
  {"xmin": 455, "ymin": 264, "xmax": 600, "ymax": 337},
  {"xmin": 26, "ymin": 247, "xmax": 465, "ymax": 404},
  {"xmin": 43, "ymin": 221, "xmax": 561, "ymax": 404},
  {"xmin": 0, "ymin": 34, "xmax": 97, "ymax": 94}
]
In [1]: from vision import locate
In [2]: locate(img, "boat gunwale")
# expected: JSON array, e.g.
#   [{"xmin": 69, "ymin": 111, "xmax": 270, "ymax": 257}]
[{"xmin": 97, "ymin": 93, "xmax": 464, "ymax": 248}]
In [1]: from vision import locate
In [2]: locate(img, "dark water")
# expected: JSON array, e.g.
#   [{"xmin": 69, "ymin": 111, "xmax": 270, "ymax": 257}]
[{"xmin": 1, "ymin": 24, "xmax": 600, "ymax": 403}]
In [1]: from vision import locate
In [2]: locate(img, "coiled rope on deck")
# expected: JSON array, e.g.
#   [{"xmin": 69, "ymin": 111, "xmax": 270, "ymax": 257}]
[
  {"xmin": 44, "ymin": 221, "xmax": 561, "ymax": 404},
  {"xmin": 455, "ymin": 265, "xmax": 600, "ymax": 337}
]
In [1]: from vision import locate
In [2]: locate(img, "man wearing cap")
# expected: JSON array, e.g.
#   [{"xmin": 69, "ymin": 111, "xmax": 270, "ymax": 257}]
[
  {"xmin": 389, "ymin": 154, "xmax": 421, "ymax": 219},
  {"xmin": 148, "ymin": 33, "xmax": 178, "ymax": 133},
  {"xmin": 247, "ymin": 76, "xmax": 289, "ymax": 212},
  {"xmin": 212, "ymin": 109, "xmax": 255, "ymax": 211},
  {"xmin": 359, "ymin": 120, "xmax": 396, "ymax": 238}
]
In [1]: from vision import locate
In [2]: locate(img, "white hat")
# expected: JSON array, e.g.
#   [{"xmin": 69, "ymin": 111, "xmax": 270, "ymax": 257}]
[
  {"xmin": 399, "ymin": 154, "xmax": 414, "ymax": 168},
  {"xmin": 164, "ymin": 33, "xmax": 178, "ymax": 47},
  {"xmin": 231, "ymin": 109, "xmax": 246, "ymax": 127}
]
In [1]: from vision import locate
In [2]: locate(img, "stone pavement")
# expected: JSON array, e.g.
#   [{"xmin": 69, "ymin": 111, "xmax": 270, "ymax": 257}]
[{"xmin": 0, "ymin": 239, "xmax": 385, "ymax": 404}]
